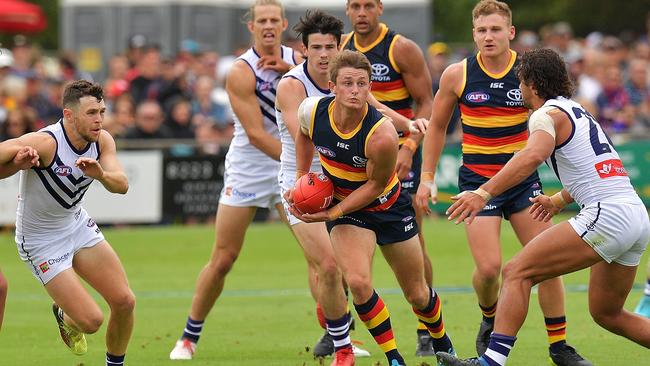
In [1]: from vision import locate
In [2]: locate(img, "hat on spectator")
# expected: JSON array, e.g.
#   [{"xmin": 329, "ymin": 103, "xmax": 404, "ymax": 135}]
[
  {"xmin": 128, "ymin": 34, "xmax": 148, "ymax": 49},
  {"xmin": 181, "ymin": 39, "xmax": 200, "ymax": 55},
  {"xmin": 601, "ymin": 36, "xmax": 623, "ymax": 51},
  {"xmin": 12, "ymin": 34, "xmax": 30, "ymax": 48},
  {"xmin": 0, "ymin": 48, "xmax": 14, "ymax": 68},
  {"xmin": 428, "ymin": 42, "xmax": 449, "ymax": 56}
]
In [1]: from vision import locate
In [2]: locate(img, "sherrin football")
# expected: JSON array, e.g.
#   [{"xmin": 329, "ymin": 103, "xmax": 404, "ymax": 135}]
[{"xmin": 292, "ymin": 172, "xmax": 334, "ymax": 214}]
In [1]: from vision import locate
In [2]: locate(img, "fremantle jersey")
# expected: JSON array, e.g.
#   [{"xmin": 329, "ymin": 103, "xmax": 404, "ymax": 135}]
[
  {"xmin": 16, "ymin": 120, "xmax": 99, "ymax": 235},
  {"xmin": 227, "ymin": 45, "xmax": 297, "ymax": 169},
  {"xmin": 459, "ymin": 50, "xmax": 533, "ymax": 179},
  {"xmin": 541, "ymin": 97, "xmax": 641, "ymax": 207},
  {"xmin": 307, "ymin": 96, "xmax": 401, "ymax": 211},
  {"xmin": 277, "ymin": 62, "xmax": 332, "ymax": 176},
  {"xmin": 341, "ymin": 23, "xmax": 414, "ymax": 143}
]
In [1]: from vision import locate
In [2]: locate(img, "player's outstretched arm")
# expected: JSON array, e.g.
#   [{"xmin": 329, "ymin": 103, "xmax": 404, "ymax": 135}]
[
  {"xmin": 81, "ymin": 131, "xmax": 128, "ymax": 194},
  {"xmin": 0, "ymin": 133, "xmax": 55, "ymax": 178},
  {"xmin": 227, "ymin": 60, "xmax": 282, "ymax": 161}
]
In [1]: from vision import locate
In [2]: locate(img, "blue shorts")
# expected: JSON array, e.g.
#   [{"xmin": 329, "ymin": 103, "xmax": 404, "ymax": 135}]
[
  {"xmin": 400, "ymin": 145, "xmax": 422, "ymax": 195},
  {"xmin": 458, "ymin": 165, "xmax": 543, "ymax": 220},
  {"xmin": 326, "ymin": 190, "xmax": 418, "ymax": 245}
]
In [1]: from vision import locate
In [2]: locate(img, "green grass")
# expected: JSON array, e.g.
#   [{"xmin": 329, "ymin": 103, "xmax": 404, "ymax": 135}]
[{"xmin": 0, "ymin": 216, "xmax": 648, "ymax": 365}]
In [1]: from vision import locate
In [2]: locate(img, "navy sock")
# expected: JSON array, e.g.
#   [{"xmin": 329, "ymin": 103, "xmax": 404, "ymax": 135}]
[
  {"xmin": 182, "ymin": 316, "xmax": 204, "ymax": 343},
  {"xmin": 106, "ymin": 352, "xmax": 125, "ymax": 366}
]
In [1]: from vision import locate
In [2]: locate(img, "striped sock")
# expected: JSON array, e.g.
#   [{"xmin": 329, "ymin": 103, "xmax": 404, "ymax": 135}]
[
  {"xmin": 480, "ymin": 301, "xmax": 497, "ymax": 324},
  {"xmin": 480, "ymin": 333, "xmax": 516, "ymax": 366},
  {"xmin": 545, "ymin": 316, "xmax": 567, "ymax": 351},
  {"xmin": 316, "ymin": 303, "xmax": 327, "ymax": 329},
  {"xmin": 326, "ymin": 313, "xmax": 352, "ymax": 352},
  {"xmin": 354, "ymin": 290, "xmax": 404, "ymax": 365},
  {"xmin": 106, "ymin": 352, "xmax": 125, "ymax": 366},
  {"xmin": 182, "ymin": 316, "xmax": 204, "ymax": 343},
  {"xmin": 413, "ymin": 287, "xmax": 453, "ymax": 352},
  {"xmin": 644, "ymin": 279, "xmax": 650, "ymax": 296}
]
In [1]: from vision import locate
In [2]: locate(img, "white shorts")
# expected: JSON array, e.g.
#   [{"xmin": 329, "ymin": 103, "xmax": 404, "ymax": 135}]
[
  {"xmin": 219, "ymin": 153, "xmax": 281, "ymax": 209},
  {"xmin": 278, "ymin": 165, "xmax": 323, "ymax": 226},
  {"xmin": 16, "ymin": 208, "xmax": 105, "ymax": 285},
  {"xmin": 569, "ymin": 202, "xmax": 650, "ymax": 266}
]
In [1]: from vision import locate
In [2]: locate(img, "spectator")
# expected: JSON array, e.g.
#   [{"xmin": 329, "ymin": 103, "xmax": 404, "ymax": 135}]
[
  {"xmin": 191, "ymin": 75, "xmax": 232, "ymax": 139},
  {"xmin": 128, "ymin": 46, "xmax": 163, "ymax": 106},
  {"xmin": 123, "ymin": 100, "xmax": 171, "ymax": 139},
  {"xmin": 105, "ymin": 93, "xmax": 136, "ymax": 138},
  {"xmin": 625, "ymin": 58, "xmax": 650, "ymax": 130},
  {"xmin": 597, "ymin": 65, "xmax": 635, "ymax": 133},
  {"xmin": 0, "ymin": 108, "xmax": 35, "ymax": 141},
  {"xmin": 164, "ymin": 96, "xmax": 194, "ymax": 139},
  {"xmin": 105, "ymin": 54, "xmax": 130, "ymax": 102},
  {"xmin": 24, "ymin": 72, "xmax": 59, "ymax": 128}
]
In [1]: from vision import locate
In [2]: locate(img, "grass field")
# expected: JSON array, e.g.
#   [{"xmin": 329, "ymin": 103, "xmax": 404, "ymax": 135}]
[{"xmin": 0, "ymin": 216, "xmax": 648, "ymax": 365}]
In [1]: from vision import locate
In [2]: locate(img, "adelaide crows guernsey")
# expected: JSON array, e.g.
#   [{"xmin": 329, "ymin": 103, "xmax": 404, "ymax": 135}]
[
  {"xmin": 16, "ymin": 120, "xmax": 99, "ymax": 235},
  {"xmin": 306, "ymin": 96, "xmax": 401, "ymax": 211},
  {"xmin": 458, "ymin": 50, "xmax": 533, "ymax": 179},
  {"xmin": 342, "ymin": 23, "xmax": 413, "ymax": 143}
]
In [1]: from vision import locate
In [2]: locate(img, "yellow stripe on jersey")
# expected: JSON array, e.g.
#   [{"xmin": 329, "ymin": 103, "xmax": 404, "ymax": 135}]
[
  {"xmin": 461, "ymin": 112, "xmax": 529, "ymax": 128},
  {"xmin": 371, "ymin": 87, "xmax": 410, "ymax": 102},
  {"xmin": 462, "ymin": 140, "xmax": 527, "ymax": 154},
  {"xmin": 380, "ymin": 174, "xmax": 399, "ymax": 196},
  {"xmin": 328, "ymin": 101, "xmax": 367, "ymax": 139},
  {"xmin": 308, "ymin": 100, "xmax": 318, "ymax": 139},
  {"xmin": 321, "ymin": 158, "xmax": 368, "ymax": 182},
  {"xmin": 364, "ymin": 117, "xmax": 387, "ymax": 155},
  {"xmin": 388, "ymin": 34, "xmax": 401, "ymax": 73}
]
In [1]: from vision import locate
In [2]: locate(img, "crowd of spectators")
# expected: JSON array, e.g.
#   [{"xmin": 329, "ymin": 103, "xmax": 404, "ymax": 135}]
[{"xmin": 0, "ymin": 17, "xmax": 649, "ymax": 149}]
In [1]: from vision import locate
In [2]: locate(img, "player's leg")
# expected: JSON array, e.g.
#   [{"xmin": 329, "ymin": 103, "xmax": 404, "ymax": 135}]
[
  {"xmin": 465, "ymin": 216, "xmax": 502, "ymax": 354},
  {"xmin": 0, "ymin": 268, "xmax": 6, "ymax": 331},
  {"xmin": 588, "ymin": 261, "xmax": 650, "ymax": 346},
  {"xmin": 381, "ymin": 235, "xmax": 455, "ymax": 356},
  {"xmin": 634, "ymin": 260, "xmax": 650, "ymax": 318},
  {"xmin": 73, "ymin": 241, "xmax": 136, "ymax": 364}
]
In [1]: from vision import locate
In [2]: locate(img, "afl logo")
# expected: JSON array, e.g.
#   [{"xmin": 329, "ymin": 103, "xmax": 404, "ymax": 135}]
[
  {"xmin": 466, "ymin": 91, "xmax": 490, "ymax": 103},
  {"xmin": 507, "ymin": 88, "xmax": 523, "ymax": 101},
  {"xmin": 371, "ymin": 63, "xmax": 390, "ymax": 77},
  {"xmin": 258, "ymin": 81, "xmax": 273, "ymax": 92},
  {"xmin": 54, "ymin": 166, "xmax": 73, "ymax": 176},
  {"xmin": 316, "ymin": 146, "xmax": 336, "ymax": 158}
]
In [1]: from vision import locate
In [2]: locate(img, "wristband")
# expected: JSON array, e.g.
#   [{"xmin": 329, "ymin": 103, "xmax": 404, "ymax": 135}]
[
  {"xmin": 401, "ymin": 139, "xmax": 418, "ymax": 152},
  {"xmin": 327, "ymin": 205, "xmax": 344, "ymax": 221},
  {"xmin": 296, "ymin": 169, "xmax": 307, "ymax": 181},
  {"xmin": 472, "ymin": 187, "xmax": 493, "ymax": 201},
  {"xmin": 550, "ymin": 191, "xmax": 567, "ymax": 209},
  {"xmin": 420, "ymin": 171, "xmax": 435, "ymax": 182}
]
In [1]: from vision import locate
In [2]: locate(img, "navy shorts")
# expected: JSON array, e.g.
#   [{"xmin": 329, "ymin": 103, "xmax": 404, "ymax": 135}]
[
  {"xmin": 400, "ymin": 145, "xmax": 422, "ymax": 195},
  {"xmin": 458, "ymin": 165, "xmax": 544, "ymax": 220},
  {"xmin": 326, "ymin": 190, "xmax": 418, "ymax": 245}
]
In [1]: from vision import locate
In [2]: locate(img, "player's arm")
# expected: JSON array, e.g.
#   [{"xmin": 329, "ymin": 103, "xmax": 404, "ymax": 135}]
[
  {"xmin": 368, "ymin": 94, "xmax": 427, "ymax": 135},
  {"xmin": 258, "ymin": 51, "xmax": 303, "ymax": 74},
  {"xmin": 276, "ymin": 77, "xmax": 308, "ymax": 141},
  {"xmin": 326, "ymin": 121, "xmax": 399, "ymax": 218},
  {"xmin": 0, "ymin": 132, "xmax": 55, "ymax": 178},
  {"xmin": 447, "ymin": 108, "xmax": 560, "ymax": 224},
  {"xmin": 227, "ymin": 60, "xmax": 282, "ymax": 160},
  {"xmin": 415, "ymin": 62, "xmax": 463, "ymax": 213},
  {"xmin": 79, "ymin": 131, "xmax": 128, "ymax": 194},
  {"xmin": 294, "ymin": 97, "xmax": 319, "ymax": 178}
]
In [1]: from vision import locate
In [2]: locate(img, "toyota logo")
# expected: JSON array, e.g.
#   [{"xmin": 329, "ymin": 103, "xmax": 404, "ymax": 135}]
[
  {"xmin": 371, "ymin": 63, "xmax": 390, "ymax": 76},
  {"xmin": 507, "ymin": 89, "xmax": 522, "ymax": 101}
]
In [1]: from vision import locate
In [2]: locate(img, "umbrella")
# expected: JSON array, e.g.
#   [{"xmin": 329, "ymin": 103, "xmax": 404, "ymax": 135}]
[{"xmin": 0, "ymin": 0, "xmax": 47, "ymax": 33}]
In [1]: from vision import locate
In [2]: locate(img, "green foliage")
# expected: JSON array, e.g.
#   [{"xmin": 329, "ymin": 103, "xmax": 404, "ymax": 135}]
[{"xmin": 0, "ymin": 219, "xmax": 647, "ymax": 365}]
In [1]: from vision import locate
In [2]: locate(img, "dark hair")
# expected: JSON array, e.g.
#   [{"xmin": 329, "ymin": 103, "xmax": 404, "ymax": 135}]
[
  {"xmin": 293, "ymin": 10, "xmax": 344, "ymax": 47},
  {"xmin": 516, "ymin": 48, "xmax": 574, "ymax": 100},
  {"xmin": 328, "ymin": 50, "xmax": 372, "ymax": 83},
  {"xmin": 62, "ymin": 80, "xmax": 104, "ymax": 109}
]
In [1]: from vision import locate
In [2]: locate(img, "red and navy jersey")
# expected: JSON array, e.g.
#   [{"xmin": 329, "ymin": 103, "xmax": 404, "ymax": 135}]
[
  {"xmin": 341, "ymin": 23, "xmax": 414, "ymax": 125},
  {"xmin": 309, "ymin": 96, "xmax": 401, "ymax": 211},
  {"xmin": 458, "ymin": 50, "xmax": 533, "ymax": 178}
]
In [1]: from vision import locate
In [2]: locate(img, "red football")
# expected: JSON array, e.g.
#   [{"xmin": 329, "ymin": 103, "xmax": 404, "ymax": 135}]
[{"xmin": 292, "ymin": 172, "xmax": 334, "ymax": 214}]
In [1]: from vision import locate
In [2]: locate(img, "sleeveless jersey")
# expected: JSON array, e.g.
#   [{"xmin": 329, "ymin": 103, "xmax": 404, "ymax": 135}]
[
  {"xmin": 16, "ymin": 120, "xmax": 100, "ymax": 235},
  {"xmin": 277, "ymin": 61, "xmax": 332, "ymax": 176},
  {"xmin": 542, "ymin": 97, "xmax": 641, "ymax": 207},
  {"xmin": 458, "ymin": 50, "xmax": 532, "ymax": 178},
  {"xmin": 228, "ymin": 45, "xmax": 297, "ymax": 165},
  {"xmin": 308, "ymin": 96, "xmax": 400, "ymax": 211},
  {"xmin": 342, "ymin": 23, "xmax": 414, "ymax": 143}
]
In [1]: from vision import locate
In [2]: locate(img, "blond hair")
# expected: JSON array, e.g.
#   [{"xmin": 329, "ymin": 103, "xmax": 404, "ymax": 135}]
[
  {"xmin": 245, "ymin": 0, "xmax": 285, "ymax": 21},
  {"xmin": 472, "ymin": 0, "xmax": 512, "ymax": 25},
  {"xmin": 328, "ymin": 50, "xmax": 372, "ymax": 83}
]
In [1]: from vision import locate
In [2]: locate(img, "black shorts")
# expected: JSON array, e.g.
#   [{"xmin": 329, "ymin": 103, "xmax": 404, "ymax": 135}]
[
  {"xmin": 400, "ymin": 145, "xmax": 422, "ymax": 195},
  {"xmin": 326, "ymin": 190, "xmax": 418, "ymax": 245},
  {"xmin": 458, "ymin": 165, "xmax": 544, "ymax": 220}
]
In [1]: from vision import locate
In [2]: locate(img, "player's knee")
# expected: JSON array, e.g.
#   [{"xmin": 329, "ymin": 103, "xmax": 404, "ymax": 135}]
[
  {"xmin": 316, "ymin": 258, "xmax": 340, "ymax": 285},
  {"xmin": 0, "ymin": 276, "xmax": 7, "ymax": 296},
  {"xmin": 501, "ymin": 259, "xmax": 528, "ymax": 284},
  {"xmin": 77, "ymin": 311, "xmax": 104, "ymax": 334},
  {"xmin": 211, "ymin": 253, "xmax": 238, "ymax": 276},
  {"xmin": 403, "ymin": 286, "xmax": 430, "ymax": 309},
  {"xmin": 110, "ymin": 289, "xmax": 136, "ymax": 315},
  {"xmin": 590, "ymin": 306, "xmax": 621, "ymax": 332},
  {"xmin": 345, "ymin": 273, "xmax": 373, "ymax": 300},
  {"xmin": 475, "ymin": 262, "xmax": 501, "ymax": 283}
]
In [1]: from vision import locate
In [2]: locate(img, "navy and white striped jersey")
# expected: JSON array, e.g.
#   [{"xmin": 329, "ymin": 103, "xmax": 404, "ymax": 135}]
[{"xmin": 16, "ymin": 120, "xmax": 100, "ymax": 236}]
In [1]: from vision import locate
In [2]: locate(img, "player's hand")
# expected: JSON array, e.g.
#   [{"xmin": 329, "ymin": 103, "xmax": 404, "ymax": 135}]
[
  {"xmin": 409, "ymin": 118, "xmax": 429, "ymax": 134},
  {"xmin": 257, "ymin": 55, "xmax": 292, "ymax": 73},
  {"xmin": 395, "ymin": 147, "xmax": 413, "ymax": 180},
  {"xmin": 13, "ymin": 146, "xmax": 39, "ymax": 169},
  {"xmin": 446, "ymin": 191, "xmax": 485, "ymax": 225},
  {"xmin": 528, "ymin": 195, "xmax": 560, "ymax": 222},
  {"xmin": 75, "ymin": 157, "xmax": 104, "ymax": 180},
  {"xmin": 283, "ymin": 188, "xmax": 294, "ymax": 205},
  {"xmin": 297, "ymin": 210, "xmax": 330, "ymax": 223},
  {"xmin": 415, "ymin": 180, "xmax": 438, "ymax": 215}
]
